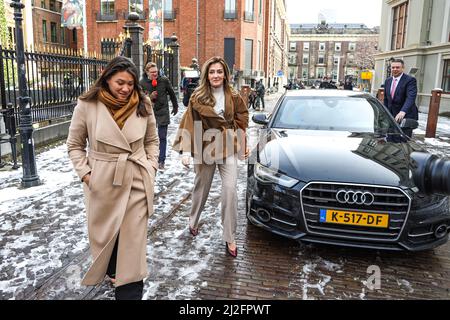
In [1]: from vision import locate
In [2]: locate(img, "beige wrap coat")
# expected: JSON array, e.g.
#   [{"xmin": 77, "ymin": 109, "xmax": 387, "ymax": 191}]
[{"xmin": 66, "ymin": 98, "xmax": 159, "ymax": 287}]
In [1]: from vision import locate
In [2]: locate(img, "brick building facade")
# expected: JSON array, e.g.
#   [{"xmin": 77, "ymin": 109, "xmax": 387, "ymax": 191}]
[
  {"xmin": 19, "ymin": 0, "xmax": 76, "ymax": 50},
  {"xmin": 79, "ymin": 0, "xmax": 288, "ymax": 88}
]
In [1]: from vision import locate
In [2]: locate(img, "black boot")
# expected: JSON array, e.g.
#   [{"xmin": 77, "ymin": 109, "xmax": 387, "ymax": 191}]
[
  {"xmin": 115, "ymin": 280, "xmax": 144, "ymax": 300},
  {"xmin": 106, "ymin": 236, "xmax": 119, "ymax": 280}
]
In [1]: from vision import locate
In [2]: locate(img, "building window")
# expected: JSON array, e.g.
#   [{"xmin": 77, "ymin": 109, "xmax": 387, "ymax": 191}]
[
  {"xmin": 42, "ymin": 20, "xmax": 47, "ymax": 42},
  {"xmin": 319, "ymin": 43, "xmax": 325, "ymax": 51},
  {"xmin": 224, "ymin": 38, "xmax": 236, "ymax": 71},
  {"xmin": 163, "ymin": 0, "xmax": 174, "ymax": 19},
  {"xmin": 101, "ymin": 0, "xmax": 115, "ymax": 15},
  {"xmin": 303, "ymin": 42, "xmax": 309, "ymax": 51},
  {"xmin": 257, "ymin": 40, "xmax": 262, "ymax": 70},
  {"xmin": 289, "ymin": 67, "xmax": 296, "ymax": 79},
  {"xmin": 258, "ymin": 0, "xmax": 263, "ymax": 24},
  {"xmin": 60, "ymin": 27, "xmax": 65, "ymax": 45},
  {"xmin": 73, "ymin": 29, "xmax": 77, "ymax": 42},
  {"xmin": 332, "ymin": 70, "xmax": 338, "ymax": 80},
  {"xmin": 129, "ymin": 0, "xmax": 143, "ymax": 15},
  {"xmin": 289, "ymin": 42, "xmax": 297, "ymax": 51},
  {"xmin": 348, "ymin": 54, "xmax": 355, "ymax": 64},
  {"xmin": 302, "ymin": 69, "xmax": 308, "ymax": 79},
  {"xmin": 50, "ymin": 22, "xmax": 57, "ymax": 43},
  {"xmin": 335, "ymin": 42, "xmax": 341, "ymax": 51},
  {"xmin": 318, "ymin": 53, "xmax": 325, "ymax": 64},
  {"xmin": 316, "ymin": 67, "xmax": 325, "ymax": 79},
  {"xmin": 442, "ymin": 60, "xmax": 450, "ymax": 93},
  {"xmin": 244, "ymin": 39, "xmax": 253, "ymax": 71},
  {"xmin": 288, "ymin": 53, "xmax": 296, "ymax": 65},
  {"xmin": 349, "ymin": 42, "xmax": 356, "ymax": 51},
  {"xmin": 303, "ymin": 54, "xmax": 309, "ymax": 64},
  {"xmin": 244, "ymin": 0, "xmax": 254, "ymax": 22},
  {"xmin": 49, "ymin": 0, "xmax": 55, "ymax": 11},
  {"xmin": 334, "ymin": 56, "xmax": 339, "ymax": 65},
  {"xmin": 391, "ymin": 1, "xmax": 408, "ymax": 50},
  {"xmin": 41, "ymin": 0, "xmax": 46, "ymax": 9},
  {"xmin": 224, "ymin": 0, "xmax": 237, "ymax": 19}
]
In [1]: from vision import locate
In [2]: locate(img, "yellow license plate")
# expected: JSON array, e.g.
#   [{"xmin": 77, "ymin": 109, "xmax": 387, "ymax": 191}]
[{"xmin": 319, "ymin": 209, "xmax": 389, "ymax": 228}]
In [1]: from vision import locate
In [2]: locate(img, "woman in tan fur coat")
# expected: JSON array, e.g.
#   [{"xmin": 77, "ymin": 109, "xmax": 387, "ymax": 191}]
[
  {"xmin": 66, "ymin": 56, "xmax": 159, "ymax": 300},
  {"xmin": 173, "ymin": 56, "xmax": 249, "ymax": 257}
]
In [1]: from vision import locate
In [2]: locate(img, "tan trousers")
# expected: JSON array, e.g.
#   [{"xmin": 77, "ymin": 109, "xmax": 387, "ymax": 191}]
[{"xmin": 189, "ymin": 155, "xmax": 238, "ymax": 244}]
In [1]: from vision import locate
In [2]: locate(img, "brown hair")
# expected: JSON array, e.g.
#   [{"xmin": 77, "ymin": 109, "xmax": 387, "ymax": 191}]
[
  {"xmin": 191, "ymin": 56, "xmax": 236, "ymax": 107},
  {"xmin": 80, "ymin": 56, "xmax": 149, "ymax": 117},
  {"xmin": 145, "ymin": 62, "xmax": 158, "ymax": 71}
]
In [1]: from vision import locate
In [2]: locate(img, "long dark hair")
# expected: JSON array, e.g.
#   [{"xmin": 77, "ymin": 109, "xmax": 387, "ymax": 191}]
[{"xmin": 80, "ymin": 56, "xmax": 149, "ymax": 117}]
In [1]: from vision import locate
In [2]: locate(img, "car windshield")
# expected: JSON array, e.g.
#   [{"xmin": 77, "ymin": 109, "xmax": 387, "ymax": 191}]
[{"xmin": 271, "ymin": 96, "xmax": 400, "ymax": 133}]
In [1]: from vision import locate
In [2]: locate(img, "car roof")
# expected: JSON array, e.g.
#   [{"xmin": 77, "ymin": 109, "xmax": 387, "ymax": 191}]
[{"xmin": 284, "ymin": 89, "xmax": 372, "ymax": 98}]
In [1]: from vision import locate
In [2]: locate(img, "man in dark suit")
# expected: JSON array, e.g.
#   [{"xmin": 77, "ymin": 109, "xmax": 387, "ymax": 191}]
[{"xmin": 383, "ymin": 59, "xmax": 418, "ymax": 137}]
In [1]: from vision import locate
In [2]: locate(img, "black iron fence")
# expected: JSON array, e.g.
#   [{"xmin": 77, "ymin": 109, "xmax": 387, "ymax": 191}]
[
  {"xmin": 0, "ymin": 40, "xmax": 131, "ymax": 131},
  {"xmin": 101, "ymin": 38, "xmax": 131, "ymax": 61},
  {"xmin": 143, "ymin": 44, "xmax": 175, "ymax": 85}
]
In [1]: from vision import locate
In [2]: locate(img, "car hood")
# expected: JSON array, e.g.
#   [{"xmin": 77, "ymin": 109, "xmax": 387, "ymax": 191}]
[{"xmin": 258, "ymin": 129, "xmax": 424, "ymax": 187}]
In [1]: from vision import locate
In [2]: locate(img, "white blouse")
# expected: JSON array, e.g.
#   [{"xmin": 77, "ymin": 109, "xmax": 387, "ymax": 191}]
[{"xmin": 212, "ymin": 86, "xmax": 225, "ymax": 118}]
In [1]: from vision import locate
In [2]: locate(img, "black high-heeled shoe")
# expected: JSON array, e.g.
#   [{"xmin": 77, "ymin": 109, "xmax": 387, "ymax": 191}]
[{"xmin": 225, "ymin": 242, "xmax": 237, "ymax": 258}]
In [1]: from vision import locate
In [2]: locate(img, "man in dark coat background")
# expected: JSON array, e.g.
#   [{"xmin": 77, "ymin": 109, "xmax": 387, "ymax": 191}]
[
  {"xmin": 140, "ymin": 62, "xmax": 179, "ymax": 170},
  {"xmin": 383, "ymin": 58, "xmax": 418, "ymax": 137},
  {"xmin": 255, "ymin": 80, "xmax": 265, "ymax": 110}
]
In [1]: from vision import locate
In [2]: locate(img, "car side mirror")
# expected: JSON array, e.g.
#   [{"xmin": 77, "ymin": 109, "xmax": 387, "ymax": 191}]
[
  {"xmin": 400, "ymin": 118, "xmax": 419, "ymax": 130},
  {"xmin": 252, "ymin": 113, "xmax": 269, "ymax": 125}
]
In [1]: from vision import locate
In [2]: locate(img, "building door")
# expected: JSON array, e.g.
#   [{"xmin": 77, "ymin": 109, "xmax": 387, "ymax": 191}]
[{"xmin": 224, "ymin": 38, "xmax": 236, "ymax": 71}]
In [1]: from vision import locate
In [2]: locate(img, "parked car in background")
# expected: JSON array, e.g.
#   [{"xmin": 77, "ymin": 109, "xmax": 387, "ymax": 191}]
[
  {"xmin": 181, "ymin": 70, "xmax": 200, "ymax": 106},
  {"xmin": 247, "ymin": 90, "xmax": 450, "ymax": 251}
]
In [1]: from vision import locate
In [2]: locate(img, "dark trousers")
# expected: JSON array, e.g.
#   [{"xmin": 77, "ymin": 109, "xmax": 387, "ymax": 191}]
[
  {"xmin": 107, "ymin": 236, "xmax": 144, "ymax": 300},
  {"xmin": 157, "ymin": 124, "xmax": 168, "ymax": 164},
  {"xmin": 256, "ymin": 95, "xmax": 265, "ymax": 109},
  {"xmin": 402, "ymin": 128, "xmax": 413, "ymax": 138}
]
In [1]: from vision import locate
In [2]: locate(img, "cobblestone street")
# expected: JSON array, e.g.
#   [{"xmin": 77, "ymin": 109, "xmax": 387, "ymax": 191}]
[{"xmin": 1, "ymin": 92, "xmax": 450, "ymax": 300}]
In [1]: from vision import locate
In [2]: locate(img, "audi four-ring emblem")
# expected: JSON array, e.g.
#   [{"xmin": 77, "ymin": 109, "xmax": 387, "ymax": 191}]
[{"xmin": 336, "ymin": 190, "xmax": 375, "ymax": 205}]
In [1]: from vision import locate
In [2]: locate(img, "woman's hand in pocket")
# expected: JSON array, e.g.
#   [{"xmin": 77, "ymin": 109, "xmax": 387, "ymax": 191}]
[{"xmin": 82, "ymin": 173, "xmax": 91, "ymax": 186}]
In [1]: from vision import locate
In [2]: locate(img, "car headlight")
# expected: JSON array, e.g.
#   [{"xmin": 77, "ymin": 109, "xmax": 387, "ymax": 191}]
[{"xmin": 254, "ymin": 163, "xmax": 299, "ymax": 188}]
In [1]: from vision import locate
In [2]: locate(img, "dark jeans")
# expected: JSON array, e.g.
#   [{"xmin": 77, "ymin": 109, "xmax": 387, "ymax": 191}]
[
  {"xmin": 107, "ymin": 235, "xmax": 144, "ymax": 300},
  {"xmin": 256, "ymin": 95, "xmax": 265, "ymax": 109},
  {"xmin": 157, "ymin": 124, "xmax": 168, "ymax": 164}
]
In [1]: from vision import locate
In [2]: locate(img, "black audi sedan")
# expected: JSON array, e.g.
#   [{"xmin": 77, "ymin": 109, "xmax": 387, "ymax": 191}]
[{"xmin": 247, "ymin": 90, "xmax": 450, "ymax": 251}]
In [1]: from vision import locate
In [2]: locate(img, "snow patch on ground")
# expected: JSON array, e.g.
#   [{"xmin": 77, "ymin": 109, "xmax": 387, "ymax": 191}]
[{"xmin": 288, "ymin": 257, "xmax": 344, "ymax": 300}]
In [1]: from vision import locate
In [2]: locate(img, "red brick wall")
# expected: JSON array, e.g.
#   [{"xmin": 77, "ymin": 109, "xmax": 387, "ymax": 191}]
[
  {"xmin": 83, "ymin": 0, "xmax": 149, "ymax": 55},
  {"xmin": 33, "ymin": 7, "xmax": 73, "ymax": 49},
  {"xmin": 80, "ymin": 0, "xmax": 265, "ymax": 72}
]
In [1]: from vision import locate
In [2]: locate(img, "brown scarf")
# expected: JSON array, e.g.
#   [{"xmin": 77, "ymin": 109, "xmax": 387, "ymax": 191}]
[{"xmin": 98, "ymin": 88, "xmax": 139, "ymax": 129}]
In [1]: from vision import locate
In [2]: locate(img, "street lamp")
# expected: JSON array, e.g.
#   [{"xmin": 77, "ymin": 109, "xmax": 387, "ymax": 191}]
[{"xmin": 11, "ymin": 0, "xmax": 40, "ymax": 187}]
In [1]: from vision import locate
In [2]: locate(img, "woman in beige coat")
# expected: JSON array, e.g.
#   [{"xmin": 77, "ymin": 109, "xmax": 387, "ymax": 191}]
[
  {"xmin": 173, "ymin": 56, "xmax": 249, "ymax": 257},
  {"xmin": 66, "ymin": 56, "xmax": 159, "ymax": 300}
]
